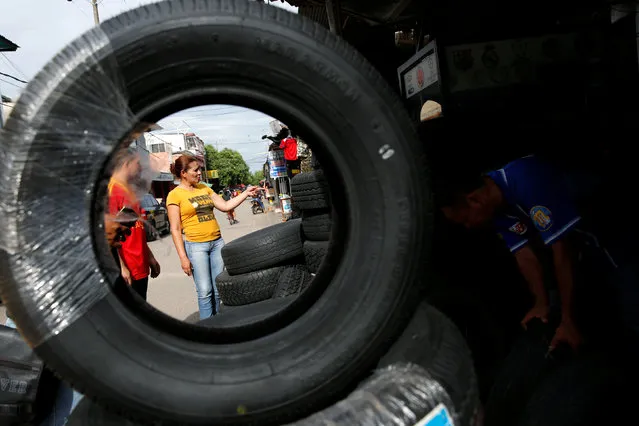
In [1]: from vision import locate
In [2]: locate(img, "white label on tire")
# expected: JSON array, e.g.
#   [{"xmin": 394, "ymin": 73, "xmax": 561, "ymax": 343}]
[
  {"xmin": 412, "ymin": 403, "xmax": 454, "ymax": 426},
  {"xmin": 378, "ymin": 144, "xmax": 395, "ymax": 160}
]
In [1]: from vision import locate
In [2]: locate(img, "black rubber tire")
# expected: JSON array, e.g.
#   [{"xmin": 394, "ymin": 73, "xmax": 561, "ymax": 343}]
[
  {"xmin": 291, "ymin": 170, "xmax": 330, "ymax": 210},
  {"xmin": 298, "ymin": 363, "xmax": 458, "ymax": 426},
  {"xmin": 272, "ymin": 265, "xmax": 312, "ymax": 299},
  {"xmin": 378, "ymin": 302, "xmax": 480, "ymax": 426},
  {"xmin": 303, "ymin": 240, "xmax": 329, "ymax": 274},
  {"xmin": 216, "ymin": 267, "xmax": 283, "ymax": 306},
  {"xmin": 0, "ymin": 1, "xmax": 431, "ymax": 424},
  {"xmin": 221, "ymin": 219, "xmax": 303, "ymax": 275},
  {"xmin": 301, "ymin": 210, "xmax": 331, "ymax": 241},
  {"xmin": 517, "ymin": 351, "xmax": 630, "ymax": 426},
  {"xmin": 483, "ymin": 320, "xmax": 557, "ymax": 426},
  {"xmin": 200, "ymin": 296, "xmax": 297, "ymax": 328}
]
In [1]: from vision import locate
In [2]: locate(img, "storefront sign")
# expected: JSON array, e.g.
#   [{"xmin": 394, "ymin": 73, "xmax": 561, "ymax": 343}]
[{"xmin": 268, "ymin": 150, "xmax": 287, "ymax": 178}]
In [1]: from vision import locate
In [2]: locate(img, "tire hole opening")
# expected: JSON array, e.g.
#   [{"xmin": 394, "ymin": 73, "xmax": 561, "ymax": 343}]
[{"xmin": 94, "ymin": 104, "xmax": 344, "ymax": 343}]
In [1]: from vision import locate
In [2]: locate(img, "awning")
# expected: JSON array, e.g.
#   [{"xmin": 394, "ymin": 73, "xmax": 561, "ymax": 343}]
[
  {"xmin": 0, "ymin": 35, "xmax": 18, "ymax": 52},
  {"xmin": 153, "ymin": 172, "xmax": 175, "ymax": 182}
]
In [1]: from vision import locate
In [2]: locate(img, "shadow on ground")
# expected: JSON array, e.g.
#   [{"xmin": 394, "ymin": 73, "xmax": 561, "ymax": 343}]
[{"xmin": 183, "ymin": 311, "xmax": 200, "ymax": 324}]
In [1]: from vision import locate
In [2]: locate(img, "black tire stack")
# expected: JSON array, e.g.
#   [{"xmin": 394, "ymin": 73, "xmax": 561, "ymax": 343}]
[
  {"xmin": 292, "ymin": 170, "xmax": 332, "ymax": 275},
  {"xmin": 216, "ymin": 219, "xmax": 312, "ymax": 308}
]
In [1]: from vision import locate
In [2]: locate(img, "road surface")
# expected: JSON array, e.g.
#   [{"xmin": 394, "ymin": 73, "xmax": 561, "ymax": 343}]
[{"xmin": 1, "ymin": 202, "xmax": 283, "ymax": 325}]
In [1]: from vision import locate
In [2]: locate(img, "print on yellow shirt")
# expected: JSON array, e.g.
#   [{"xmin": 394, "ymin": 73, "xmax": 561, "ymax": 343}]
[{"xmin": 188, "ymin": 194, "xmax": 216, "ymax": 223}]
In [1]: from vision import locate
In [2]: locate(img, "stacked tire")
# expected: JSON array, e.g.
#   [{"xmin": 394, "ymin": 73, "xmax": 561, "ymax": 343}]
[
  {"xmin": 215, "ymin": 219, "xmax": 313, "ymax": 309},
  {"xmin": 292, "ymin": 170, "xmax": 331, "ymax": 275}
]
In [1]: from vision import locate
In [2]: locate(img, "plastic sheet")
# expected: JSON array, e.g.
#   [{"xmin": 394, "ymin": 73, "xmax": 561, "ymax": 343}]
[
  {"xmin": 292, "ymin": 363, "xmax": 457, "ymax": 426},
  {"xmin": 0, "ymin": 26, "xmax": 140, "ymax": 347}
]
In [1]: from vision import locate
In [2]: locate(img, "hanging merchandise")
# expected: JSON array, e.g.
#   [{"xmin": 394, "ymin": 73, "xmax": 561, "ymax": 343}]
[
  {"xmin": 280, "ymin": 136, "xmax": 298, "ymax": 161},
  {"xmin": 296, "ymin": 137, "xmax": 311, "ymax": 159},
  {"xmin": 268, "ymin": 150, "xmax": 288, "ymax": 178}
]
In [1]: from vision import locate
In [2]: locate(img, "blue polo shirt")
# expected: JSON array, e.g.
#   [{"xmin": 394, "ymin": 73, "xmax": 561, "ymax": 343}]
[{"xmin": 487, "ymin": 155, "xmax": 582, "ymax": 253}]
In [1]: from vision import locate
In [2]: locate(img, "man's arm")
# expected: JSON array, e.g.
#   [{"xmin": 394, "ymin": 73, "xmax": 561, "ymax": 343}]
[
  {"xmin": 145, "ymin": 243, "xmax": 160, "ymax": 278},
  {"xmin": 548, "ymin": 239, "xmax": 582, "ymax": 350},
  {"xmin": 514, "ymin": 245, "xmax": 550, "ymax": 326}
]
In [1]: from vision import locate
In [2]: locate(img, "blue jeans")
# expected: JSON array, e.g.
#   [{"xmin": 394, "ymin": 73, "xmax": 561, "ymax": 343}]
[
  {"xmin": 4, "ymin": 318, "xmax": 83, "ymax": 426},
  {"xmin": 253, "ymin": 198, "xmax": 265, "ymax": 210},
  {"xmin": 185, "ymin": 238, "xmax": 225, "ymax": 319}
]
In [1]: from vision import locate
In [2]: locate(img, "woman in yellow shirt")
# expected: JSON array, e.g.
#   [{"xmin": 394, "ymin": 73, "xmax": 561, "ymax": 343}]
[{"xmin": 166, "ymin": 155, "xmax": 259, "ymax": 319}]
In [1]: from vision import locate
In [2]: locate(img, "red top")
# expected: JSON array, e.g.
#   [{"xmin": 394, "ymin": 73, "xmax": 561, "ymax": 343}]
[
  {"xmin": 108, "ymin": 178, "xmax": 149, "ymax": 280},
  {"xmin": 280, "ymin": 137, "xmax": 298, "ymax": 161}
]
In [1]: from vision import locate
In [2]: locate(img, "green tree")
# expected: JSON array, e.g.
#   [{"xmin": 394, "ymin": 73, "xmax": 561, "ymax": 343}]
[
  {"xmin": 249, "ymin": 170, "xmax": 264, "ymax": 186},
  {"xmin": 205, "ymin": 145, "xmax": 251, "ymax": 187}
]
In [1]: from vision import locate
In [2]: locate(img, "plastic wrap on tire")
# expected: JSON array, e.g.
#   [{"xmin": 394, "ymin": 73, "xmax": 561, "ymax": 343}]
[
  {"xmin": 0, "ymin": 26, "xmax": 129, "ymax": 347},
  {"xmin": 290, "ymin": 363, "xmax": 457, "ymax": 426}
]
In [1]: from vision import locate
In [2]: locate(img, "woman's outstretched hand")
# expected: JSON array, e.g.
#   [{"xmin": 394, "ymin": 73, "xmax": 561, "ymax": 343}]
[{"xmin": 246, "ymin": 186, "xmax": 260, "ymax": 197}]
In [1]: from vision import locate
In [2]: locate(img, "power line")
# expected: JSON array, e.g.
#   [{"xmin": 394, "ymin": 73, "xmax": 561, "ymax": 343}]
[
  {"xmin": 70, "ymin": 0, "xmax": 92, "ymax": 20},
  {"xmin": 0, "ymin": 72, "xmax": 27, "ymax": 84},
  {"xmin": 0, "ymin": 54, "xmax": 28, "ymax": 80},
  {"xmin": 0, "ymin": 78, "xmax": 24, "ymax": 89}
]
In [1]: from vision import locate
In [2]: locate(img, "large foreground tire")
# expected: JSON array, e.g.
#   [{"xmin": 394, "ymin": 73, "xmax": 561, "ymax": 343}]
[
  {"xmin": 221, "ymin": 219, "xmax": 303, "ymax": 275},
  {"xmin": 379, "ymin": 302, "xmax": 480, "ymax": 426},
  {"xmin": 216, "ymin": 268, "xmax": 283, "ymax": 306},
  {"xmin": 0, "ymin": 0, "xmax": 432, "ymax": 424}
]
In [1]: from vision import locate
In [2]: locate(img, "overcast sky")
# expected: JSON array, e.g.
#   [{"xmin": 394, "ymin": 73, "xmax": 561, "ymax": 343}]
[{"xmin": 0, "ymin": 0, "xmax": 297, "ymax": 171}]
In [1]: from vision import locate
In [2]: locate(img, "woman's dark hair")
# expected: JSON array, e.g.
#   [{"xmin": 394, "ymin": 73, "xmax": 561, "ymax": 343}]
[{"xmin": 170, "ymin": 155, "xmax": 199, "ymax": 178}]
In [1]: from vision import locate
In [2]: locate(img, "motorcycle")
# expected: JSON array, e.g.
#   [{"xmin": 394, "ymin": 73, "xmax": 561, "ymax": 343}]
[{"xmin": 251, "ymin": 199, "xmax": 265, "ymax": 215}]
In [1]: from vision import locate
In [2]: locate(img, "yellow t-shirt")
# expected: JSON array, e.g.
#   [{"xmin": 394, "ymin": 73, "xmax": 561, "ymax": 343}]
[{"xmin": 166, "ymin": 184, "xmax": 221, "ymax": 243}]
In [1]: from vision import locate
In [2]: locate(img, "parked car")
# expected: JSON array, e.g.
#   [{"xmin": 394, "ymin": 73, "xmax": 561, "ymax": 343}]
[{"xmin": 140, "ymin": 193, "xmax": 169, "ymax": 241}]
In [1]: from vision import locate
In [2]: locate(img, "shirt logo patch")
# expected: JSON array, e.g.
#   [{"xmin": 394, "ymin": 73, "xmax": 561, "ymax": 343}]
[
  {"xmin": 509, "ymin": 222, "xmax": 528, "ymax": 235},
  {"xmin": 530, "ymin": 205, "xmax": 553, "ymax": 231}
]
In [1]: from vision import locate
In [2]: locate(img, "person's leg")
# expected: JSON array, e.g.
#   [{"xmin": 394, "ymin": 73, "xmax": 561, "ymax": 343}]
[
  {"xmin": 209, "ymin": 239, "xmax": 225, "ymax": 315},
  {"xmin": 131, "ymin": 278, "xmax": 149, "ymax": 300},
  {"xmin": 185, "ymin": 241, "xmax": 214, "ymax": 320}
]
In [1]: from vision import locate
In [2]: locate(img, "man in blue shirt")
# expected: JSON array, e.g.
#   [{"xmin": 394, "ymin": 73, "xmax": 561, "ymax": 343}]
[{"xmin": 438, "ymin": 155, "xmax": 630, "ymax": 352}]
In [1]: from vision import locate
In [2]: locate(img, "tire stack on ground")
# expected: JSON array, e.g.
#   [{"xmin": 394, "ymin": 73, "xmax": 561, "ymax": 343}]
[
  {"xmin": 291, "ymin": 170, "xmax": 331, "ymax": 275},
  {"xmin": 215, "ymin": 219, "xmax": 313, "ymax": 311}
]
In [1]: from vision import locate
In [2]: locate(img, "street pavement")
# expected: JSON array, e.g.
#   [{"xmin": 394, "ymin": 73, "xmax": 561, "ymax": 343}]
[{"xmin": 0, "ymin": 201, "xmax": 283, "ymax": 325}]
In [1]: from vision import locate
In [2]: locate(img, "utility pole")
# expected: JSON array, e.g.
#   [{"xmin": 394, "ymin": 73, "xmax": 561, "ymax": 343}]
[{"xmin": 91, "ymin": 0, "xmax": 100, "ymax": 25}]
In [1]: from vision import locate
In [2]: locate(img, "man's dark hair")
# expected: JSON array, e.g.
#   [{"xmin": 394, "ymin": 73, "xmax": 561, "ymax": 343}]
[{"xmin": 433, "ymin": 168, "xmax": 486, "ymax": 208}]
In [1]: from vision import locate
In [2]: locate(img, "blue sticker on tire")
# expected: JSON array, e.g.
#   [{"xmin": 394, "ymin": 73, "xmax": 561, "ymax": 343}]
[{"xmin": 413, "ymin": 403, "xmax": 454, "ymax": 426}]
